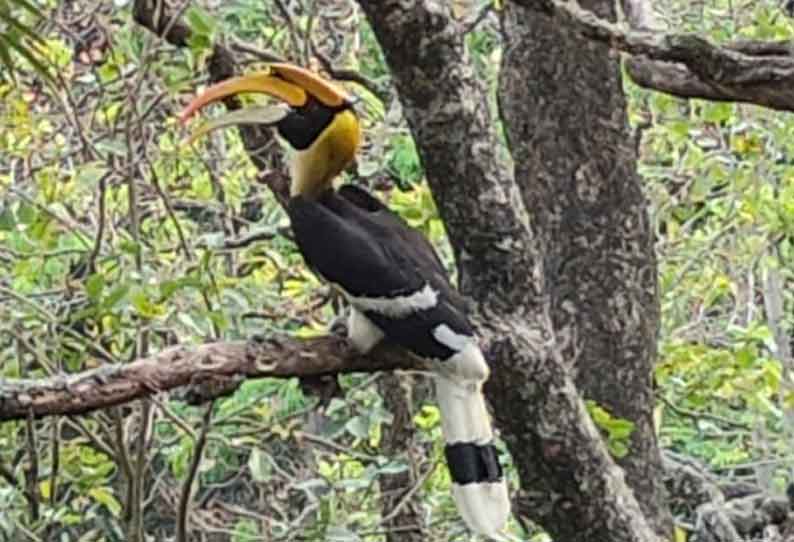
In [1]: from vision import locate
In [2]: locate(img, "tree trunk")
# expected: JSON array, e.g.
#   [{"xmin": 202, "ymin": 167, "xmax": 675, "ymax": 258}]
[
  {"xmin": 496, "ymin": 1, "xmax": 671, "ymax": 537},
  {"xmin": 355, "ymin": 1, "xmax": 669, "ymax": 541}
]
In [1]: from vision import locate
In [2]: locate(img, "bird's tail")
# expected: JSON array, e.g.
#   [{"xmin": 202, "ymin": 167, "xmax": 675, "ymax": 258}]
[{"xmin": 435, "ymin": 375, "xmax": 510, "ymax": 538}]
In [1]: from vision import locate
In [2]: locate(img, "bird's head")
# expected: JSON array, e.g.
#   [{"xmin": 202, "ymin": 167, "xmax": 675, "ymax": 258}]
[{"xmin": 179, "ymin": 63, "xmax": 361, "ymax": 198}]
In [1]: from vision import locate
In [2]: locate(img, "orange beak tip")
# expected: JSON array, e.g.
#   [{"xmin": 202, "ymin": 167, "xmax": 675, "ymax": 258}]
[{"xmin": 177, "ymin": 105, "xmax": 197, "ymax": 126}]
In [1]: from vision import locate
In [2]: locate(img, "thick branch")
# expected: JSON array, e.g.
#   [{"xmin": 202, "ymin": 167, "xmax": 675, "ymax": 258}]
[
  {"xmin": 516, "ymin": 0, "xmax": 794, "ymax": 112},
  {"xmin": 0, "ymin": 337, "xmax": 417, "ymax": 422}
]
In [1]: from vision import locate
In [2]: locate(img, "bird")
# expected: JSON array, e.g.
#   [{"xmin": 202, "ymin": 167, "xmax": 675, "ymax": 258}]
[{"xmin": 179, "ymin": 62, "xmax": 510, "ymax": 538}]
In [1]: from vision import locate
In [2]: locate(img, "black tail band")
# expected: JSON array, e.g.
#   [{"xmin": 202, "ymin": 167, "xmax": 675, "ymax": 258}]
[{"xmin": 444, "ymin": 442, "xmax": 503, "ymax": 485}]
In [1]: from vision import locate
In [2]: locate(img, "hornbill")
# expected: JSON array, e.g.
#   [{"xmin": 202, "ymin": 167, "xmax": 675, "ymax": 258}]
[{"xmin": 180, "ymin": 63, "xmax": 510, "ymax": 537}]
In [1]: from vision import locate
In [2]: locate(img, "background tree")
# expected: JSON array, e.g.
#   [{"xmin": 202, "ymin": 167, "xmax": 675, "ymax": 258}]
[{"xmin": 1, "ymin": 1, "xmax": 793, "ymax": 541}]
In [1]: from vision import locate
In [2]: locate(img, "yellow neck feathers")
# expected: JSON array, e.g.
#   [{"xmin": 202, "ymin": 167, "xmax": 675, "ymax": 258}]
[{"xmin": 290, "ymin": 109, "xmax": 361, "ymax": 199}]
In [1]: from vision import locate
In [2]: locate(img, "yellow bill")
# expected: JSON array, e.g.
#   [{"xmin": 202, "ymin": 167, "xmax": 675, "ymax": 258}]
[
  {"xmin": 181, "ymin": 104, "xmax": 292, "ymax": 147},
  {"xmin": 267, "ymin": 63, "xmax": 349, "ymax": 107},
  {"xmin": 179, "ymin": 63, "xmax": 350, "ymax": 126},
  {"xmin": 179, "ymin": 71, "xmax": 307, "ymax": 125}
]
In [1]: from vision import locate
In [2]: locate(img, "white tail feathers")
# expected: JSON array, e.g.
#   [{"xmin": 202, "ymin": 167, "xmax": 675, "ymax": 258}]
[
  {"xmin": 435, "ymin": 376, "xmax": 511, "ymax": 539},
  {"xmin": 435, "ymin": 376, "xmax": 493, "ymax": 444},
  {"xmin": 451, "ymin": 482, "xmax": 511, "ymax": 538}
]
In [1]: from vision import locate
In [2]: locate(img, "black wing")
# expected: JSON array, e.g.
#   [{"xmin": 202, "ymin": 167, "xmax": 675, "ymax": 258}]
[
  {"xmin": 287, "ymin": 193, "xmax": 424, "ymax": 298},
  {"xmin": 335, "ymin": 185, "xmax": 464, "ymax": 308},
  {"xmin": 288, "ymin": 187, "xmax": 474, "ymax": 360}
]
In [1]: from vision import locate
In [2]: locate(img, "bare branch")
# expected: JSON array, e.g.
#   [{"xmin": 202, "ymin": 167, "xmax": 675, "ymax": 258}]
[
  {"xmin": 0, "ymin": 336, "xmax": 418, "ymax": 422},
  {"xmin": 177, "ymin": 402, "xmax": 213, "ymax": 542},
  {"xmin": 24, "ymin": 410, "xmax": 40, "ymax": 522},
  {"xmin": 515, "ymin": 0, "xmax": 794, "ymax": 112}
]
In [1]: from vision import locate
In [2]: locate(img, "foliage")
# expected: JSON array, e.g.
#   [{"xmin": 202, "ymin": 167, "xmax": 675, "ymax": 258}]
[
  {"xmin": 629, "ymin": 0, "xmax": 794, "ymax": 495},
  {"xmin": 0, "ymin": 0, "xmax": 53, "ymax": 82},
  {"xmin": 0, "ymin": 0, "xmax": 793, "ymax": 541},
  {"xmin": 586, "ymin": 401, "xmax": 635, "ymax": 458}
]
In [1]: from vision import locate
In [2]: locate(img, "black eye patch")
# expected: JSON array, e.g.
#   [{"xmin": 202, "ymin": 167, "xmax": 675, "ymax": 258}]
[{"xmin": 276, "ymin": 99, "xmax": 352, "ymax": 150}]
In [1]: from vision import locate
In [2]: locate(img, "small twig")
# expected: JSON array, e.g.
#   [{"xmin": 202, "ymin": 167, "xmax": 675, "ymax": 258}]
[
  {"xmin": 659, "ymin": 396, "xmax": 751, "ymax": 431},
  {"xmin": 462, "ymin": 2, "xmax": 494, "ymax": 34},
  {"xmin": 132, "ymin": 401, "xmax": 153, "ymax": 540},
  {"xmin": 113, "ymin": 407, "xmax": 136, "ymax": 524},
  {"xmin": 63, "ymin": 417, "xmax": 117, "ymax": 460},
  {"xmin": 273, "ymin": 0, "xmax": 302, "ymax": 61},
  {"xmin": 154, "ymin": 0, "xmax": 192, "ymax": 44},
  {"xmin": 303, "ymin": 0, "xmax": 317, "ymax": 67},
  {"xmin": 213, "ymin": 228, "xmax": 278, "ymax": 250},
  {"xmin": 378, "ymin": 461, "xmax": 437, "ymax": 526},
  {"xmin": 87, "ymin": 172, "xmax": 109, "ymax": 273},
  {"xmin": 311, "ymin": 45, "xmax": 389, "ymax": 103},
  {"xmin": 297, "ymin": 430, "xmax": 381, "ymax": 463},
  {"xmin": 25, "ymin": 409, "xmax": 40, "ymax": 523},
  {"xmin": 177, "ymin": 402, "xmax": 214, "ymax": 542},
  {"xmin": 229, "ymin": 38, "xmax": 284, "ymax": 63},
  {"xmin": 148, "ymin": 162, "xmax": 193, "ymax": 260},
  {"xmin": 0, "ymin": 460, "xmax": 16, "ymax": 487},
  {"xmin": 11, "ymin": 520, "xmax": 44, "ymax": 542},
  {"xmin": 150, "ymin": 396, "xmax": 196, "ymax": 440},
  {"xmin": 49, "ymin": 419, "xmax": 60, "ymax": 506}
]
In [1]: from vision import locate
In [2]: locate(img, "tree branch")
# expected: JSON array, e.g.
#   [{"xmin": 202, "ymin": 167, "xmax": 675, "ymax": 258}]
[
  {"xmin": 515, "ymin": 0, "xmax": 794, "ymax": 112},
  {"xmin": 0, "ymin": 336, "xmax": 418, "ymax": 422}
]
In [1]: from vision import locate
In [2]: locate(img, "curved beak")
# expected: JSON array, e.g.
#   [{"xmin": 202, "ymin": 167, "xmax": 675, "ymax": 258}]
[
  {"xmin": 178, "ymin": 71, "xmax": 308, "ymax": 125},
  {"xmin": 181, "ymin": 104, "xmax": 291, "ymax": 146},
  {"xmin": 179, "ymin": 64, "xmax": 350, "ymax": 123},
  {"xmin": 266, "ymin": 63, "xmax": 349, "ymax": 108}
]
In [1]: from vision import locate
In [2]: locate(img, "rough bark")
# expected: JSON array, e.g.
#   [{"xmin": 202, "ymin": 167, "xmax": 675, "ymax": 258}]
[
  {"xmin": 499, "ymin": 1, "xmax": 671, "ymax": 538},
  {"xmin": 0, "ymin": 337, "xmax": 417, "ymax": 421},
  {"xmin": 355, "ymin": 1, "xmax": 664, "ymax": 541}
]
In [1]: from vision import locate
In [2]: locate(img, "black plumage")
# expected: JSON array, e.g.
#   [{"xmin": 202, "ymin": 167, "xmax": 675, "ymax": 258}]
[
  {"xmin": 277, "ymin": 99, "xmax": 348, "ymax": 150},
  {"xmin": 444, "ymin": 442, "xmax": 504, "ymax": 485},
  {"xmin": 288, "ymin": 184, "xmax": 473, "ymax": 361}
]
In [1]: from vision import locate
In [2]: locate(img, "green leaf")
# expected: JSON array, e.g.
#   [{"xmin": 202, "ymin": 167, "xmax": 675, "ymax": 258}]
[
  {"xmin": 608, "ymin": 440, "xmax": 630, "ymax": 459},
  {"xmin": 0, "ymin": 27, "xmax": 52, "ymax": 82},
  {"xmin": 0, "ymin": 7, "xmax": 46, "ymax": 46},
  {"xmin": 88, "ymin": 486, "xmax": 121, "ymax": 517},
  {"xmin": 17, "ymin": 202, "xmax": 36, "ymax": 224},
  {"xmin": 185, "ymin": 6, "xmax": 217, "ymax": 54},
  {"xmin": 0, "ymin": 35, "xmax": 15, "ymax": 80},
  {"xmin": 5, "ymin": 0, "xmax": 43, "ymax": 18},
  {"xmin": 377, "ymin": 461, "xmax": 408, "ymax": 475},
  {"xmin": 185, "ymin": 6, "xmax": 216, "ymax": 37},
  {"xmin": 75, "ymin": 162, "xmax": 109, "ymax": 186},
  {"xmin": 345, "ymin": 416, "xmax": 369, "ymax": 439},
  {"xmin": 131, "ymin": 289, "xmax": 165, "ymax": 319},
  {"xmin": 414, "ymin": 405, "xmax": 440, "ymax": 430},
  {"xmin": 85, "ymin": 273, "xmax": 105, "ymax": 301},
  {"xmin": 103, "ymin": 284, "xmax": 129, "ymax": 310},
  {"xmin": 247, "ymin": 448, "xmax": 272, "ymax": 482},
  {"xmin": 0, "ymin": 206, "xmax": 14, "ymax": 230}
]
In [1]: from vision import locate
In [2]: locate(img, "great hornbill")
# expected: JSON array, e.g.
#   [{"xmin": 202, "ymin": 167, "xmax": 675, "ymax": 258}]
[{"xmin": 180, "ymin": 63, "xmax": 510, "ymax": 537}]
